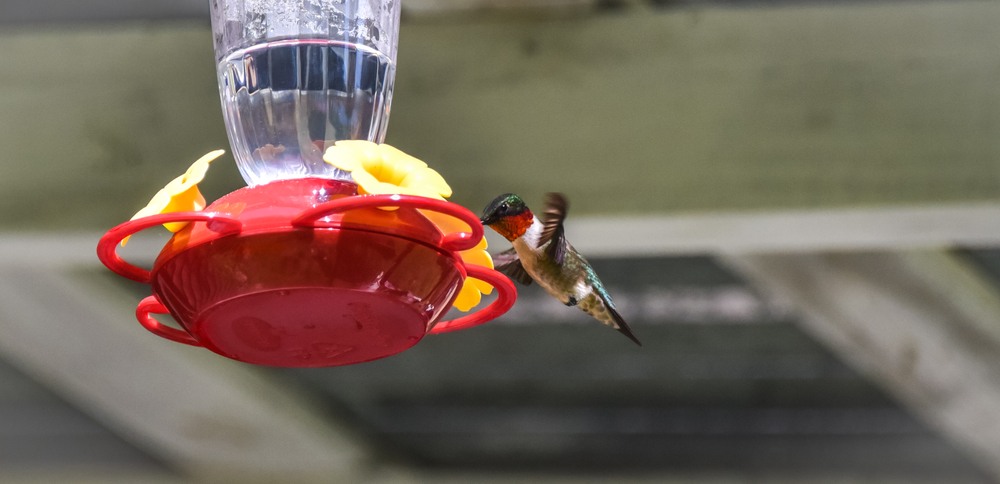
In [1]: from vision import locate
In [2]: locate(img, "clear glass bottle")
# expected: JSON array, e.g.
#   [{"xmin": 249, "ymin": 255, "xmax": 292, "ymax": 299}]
[{"xmin": 210, "ymin": 0, "xmax": 401, "ymax": 186}]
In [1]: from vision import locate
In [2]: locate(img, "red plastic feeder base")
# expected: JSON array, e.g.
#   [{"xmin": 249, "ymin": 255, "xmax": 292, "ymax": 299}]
[{"xmin": 98, "ymin": 178, "xmax": 516, "ymax": 367}]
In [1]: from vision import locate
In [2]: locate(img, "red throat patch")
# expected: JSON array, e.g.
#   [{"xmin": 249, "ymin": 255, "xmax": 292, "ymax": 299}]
[{"xmin": 491, "ymin": 211, "xmax": 534, "ymax": 241}]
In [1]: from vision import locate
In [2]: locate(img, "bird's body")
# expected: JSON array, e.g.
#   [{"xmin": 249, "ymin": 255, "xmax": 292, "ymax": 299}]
[{"xmin": 481, "ymin": 193, "xmax": 641, "ymax": 346}]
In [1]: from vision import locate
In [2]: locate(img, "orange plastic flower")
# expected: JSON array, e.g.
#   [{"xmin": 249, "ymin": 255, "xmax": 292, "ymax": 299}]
[
  {"xmin": 420, "ymin": 210, "xmax": 495, "ymax": 312},
  {"xmin": 121, "ymin": 150, "xmax": 224, "ymax": 246},
  {"xmin": 325, "ymin": 141, "xmax": 492, "ymax": 311}
]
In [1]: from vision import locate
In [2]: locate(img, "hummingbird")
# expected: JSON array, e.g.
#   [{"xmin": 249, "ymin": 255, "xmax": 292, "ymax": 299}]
[{"xmin": 480, "ymin": 193, "xmax": 641, "ymax": 346}]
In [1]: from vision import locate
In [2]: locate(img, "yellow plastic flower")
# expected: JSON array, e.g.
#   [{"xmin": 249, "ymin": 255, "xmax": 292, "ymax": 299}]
[
  {"xmin": 324, "ymin": 141, "xmax": 452, "ymax": 201},
  {"xmin": 325, "ymin": 141, "xmax": 491, "ymax": 311},
  {"xmin": 121, "ymin": 150, "xmax": 225, "ymax": 246}
]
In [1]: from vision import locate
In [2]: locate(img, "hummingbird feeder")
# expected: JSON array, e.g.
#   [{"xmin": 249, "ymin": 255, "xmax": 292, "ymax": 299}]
[{"xmin": 96, "ymin": 0, "xmax": 517, "ymax": 367}]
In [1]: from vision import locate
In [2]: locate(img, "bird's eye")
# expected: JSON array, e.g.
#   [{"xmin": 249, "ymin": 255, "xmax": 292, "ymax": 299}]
[{"xmin": 499, "ymin": 203, "xmax": 508, "ymax": 213}]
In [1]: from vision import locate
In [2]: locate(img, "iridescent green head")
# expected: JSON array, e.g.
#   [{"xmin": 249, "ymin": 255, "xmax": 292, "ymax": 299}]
[{"xmin": 480, "ymin": 193, "xmax": 534, "ymax": 241}]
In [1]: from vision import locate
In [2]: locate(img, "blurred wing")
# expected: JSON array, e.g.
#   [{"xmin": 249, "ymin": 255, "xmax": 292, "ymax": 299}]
[
  {"xmin": 494, "ymin": 248, "xmax": 533, "ymax": 286},
  {"xmin": 539, "ymin": 192, "xmax": 568, "ymax": 264}
]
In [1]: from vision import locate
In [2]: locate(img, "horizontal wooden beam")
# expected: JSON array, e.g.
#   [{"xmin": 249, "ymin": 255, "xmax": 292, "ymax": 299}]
[
  {"xmin": 391, "ymin": 0, "xmax": 1000, "ymax": 215},
  {"xmin": 561, "ymin": 203, "xmax": 1000, "ymax": 256},
  {"xmin": 18, "ymin": 202, "xmax": 1000, "ymax": 275},
  {"xmin": 1, "ymin": 2, "xmax": 999, "ymax": 230}
]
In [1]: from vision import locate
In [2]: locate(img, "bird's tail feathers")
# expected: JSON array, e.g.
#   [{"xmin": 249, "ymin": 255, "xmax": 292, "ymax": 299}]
[{"xmin": 607, "ymin": 305, "xmax": 642, "ymax": 347}]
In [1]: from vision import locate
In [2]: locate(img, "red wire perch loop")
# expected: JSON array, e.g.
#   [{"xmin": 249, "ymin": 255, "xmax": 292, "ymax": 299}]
[
  {"xmin": 136, "ymin": 296, "xmax": 202, "ymax": 346},
  {"xmin": 291, "ymin": 194, "xmax": 485, "ymax": 253},
  {"xmin": 430, "ymin": 265, "xmax": 518, "ymax": 334},
  {"xmin": 97, "ymin": 212, "xmax": 243, "ymax": 284}
]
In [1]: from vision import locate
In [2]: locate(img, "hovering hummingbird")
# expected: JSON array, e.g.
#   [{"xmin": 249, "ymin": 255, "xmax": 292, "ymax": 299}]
[{"xmin": 480, "ymin": 193, "xmax": 641, "ymax": 346}]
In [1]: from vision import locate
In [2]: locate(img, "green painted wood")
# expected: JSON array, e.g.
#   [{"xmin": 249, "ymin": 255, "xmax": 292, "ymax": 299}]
[
  {"xmin": 1, "ymin": 1, "xmax": 999, "ymax": 229},
  {"xmin": 388, "ymin": 2, "xmax": 1000, "ymax": 214},
  {"xmin": 0, "ymin": 24, "xmax": 242, "ymax": 230}
]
